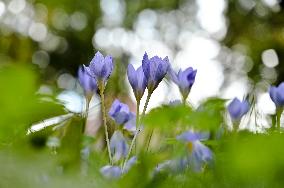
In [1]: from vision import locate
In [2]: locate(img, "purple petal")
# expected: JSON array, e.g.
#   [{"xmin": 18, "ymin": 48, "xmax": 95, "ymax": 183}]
[
  {"xmin": 124, "ymin": 156, "xmax": 137, "ymax": 173},
  {"xmin": 176, "ymin": 131, "xmax": 206, "ymax": 142},
  {"xmin": 108, "ymin": 99, "xmax": 121, "ymax": 117},
  {"xmin": 127, "ymin": 64, "xmax": 138, "ymax": 90},
  {"xmin": 168, "ymin": 67, "xmax": 179, "ymax": 84},
  {"xmin": 110, "ymin": 131, "xmax": 129, "ymax": 162},
  {"xmin": 100, "ymin": 165, "xmax": 122, "ymax": 179},
  {"xmin": 142, "ymin": 52, "xmax": 150, "ymax": 79}
]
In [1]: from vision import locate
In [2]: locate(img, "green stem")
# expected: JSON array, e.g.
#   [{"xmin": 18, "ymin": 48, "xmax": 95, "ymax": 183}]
[
  {"xmin": 146, "ymin": 129, "xmax": 153, "ymax": 152},
  {"xmin": 82, "ymin": 96, "xmax": 90, "ymax": 133},
  {"xmin": 122, "ymin": 92, "xmax": 151, "ymax": 172},
  {"xmin": 276, "ymin": 107, "xmax": 283, "ymax": 132},
  {"xmin": 99, "ymin": 82, "xmax": 113, "ymax": 165},
  {"xmin": 135, "ymin": 100, "xmax": 140, "ymax": 154}
]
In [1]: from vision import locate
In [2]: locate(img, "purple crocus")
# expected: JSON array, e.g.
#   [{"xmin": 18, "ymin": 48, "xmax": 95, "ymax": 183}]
[
  {"xmin": 177, "ymin": 131, "xmax": 212, "ymax": 172},
  {"xmin": 109, "ymin": 99, "xmax": 134, "ymax": 125},
  {"xmin": 100, "ymin": 156, "xmax": 137, "ymax": 178},
  {"xmin": 169, "ymin": 67, "xmax": 197, "ymax": 100},
  {"xmin": 83, "ymin": 51, "xmax": 113, "ymax": 86},
  {"xmin": 110, "ymin": 130, "xmax": 129, "ymax": 162},
  {"xmin": 269, "ymin": 83, "xmax": 284, "ymax": 107},
  {"xmin": 78, "ymin": 66, "xmax": 97, "ymax": 94},
  {"xmin": 142, "ymin": 52, "xmax": 170, "ymax": 93},
  {"xmin": 127, "ymin": 64, "xmax": 147, "ymax": 101},
  {"xmin": 227, "ymin": 98, "xmax": 249, "ymax": 121},
  {"xmin": 100, "ymin": 165, "xmax": 122, "ymax": 179}
]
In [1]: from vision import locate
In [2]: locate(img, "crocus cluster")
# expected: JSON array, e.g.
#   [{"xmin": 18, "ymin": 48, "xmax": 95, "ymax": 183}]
[{"xmin": 78, "ymin": 50, "xmax": 263, "ymax": 180}]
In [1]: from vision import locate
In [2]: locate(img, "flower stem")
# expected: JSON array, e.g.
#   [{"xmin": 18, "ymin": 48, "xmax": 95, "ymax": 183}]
[
  {"xmin": 276, "ymin": 107, "xmax": 283, "ymax": 132},
  {"xmin": 135, "ymin": 100, "xmax": 140, "ymax": 154},
  {"xmin": 122, "ymin": 92, "xmax": 151, "ymax": 172},
  {"xmin": 99, "ymin": 82, "xmax": 113, "ymax": 165},
  {"xmin": 82, "ymin": 95, "xmax": 90, "ymax": 133}
]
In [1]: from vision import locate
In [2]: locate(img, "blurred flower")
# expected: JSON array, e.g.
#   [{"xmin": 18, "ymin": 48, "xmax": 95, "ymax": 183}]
[
  {"xmin": 176, "ymin": 131, "xmax": 209, "ymax": 142},
  {"xmin": 83, "ymin": 51, "xmax": 113, "ymax": 86},
  {"xmin": 142, "ymin": 52, "xmax": 170, "ymax": 93},
  {"xmin": 155, "ymin": 159, "xmax": 188, "ymax": 173},
  {"xmin": 227, "ymin": 98, "xmax": 249, "ymax": 121},
  {"xmin": 169, "ymin": 67, "xmax": 197, "ymax": 101},
  {"xmin": 127, "ymin": 64, "xmax": 147, "ymax": 101},
  {"xmin": 100, "ymin": 165, "xmax": 122, "ymax": 179},
  {"xmin": 110, "ymin": 130, "xmax": 129, "ymax": 162},
  {"xmin": 100, "ymin": 156, "xmax": 137, "ymax": 179},
  {"xmin": 124, "ymin": 156, "xmax": 137, "ymax": 173},
  {"xmin": 177, "ymin": 131, "xmax": 212, "ymax": 172},
  {"xmin": 124, "ymin": 115, "xmax": 136, "ymax": 133},
  {"xmin": 109, "ymin": 99, "xmax": 134, "ymax": 125},
  {"xmin": 269, "ymin": 83, "xmax": 284, "ymax": 107},
  {"xmin": 78, "ymin": 66, "xmax": 97, "ymax": 94}
]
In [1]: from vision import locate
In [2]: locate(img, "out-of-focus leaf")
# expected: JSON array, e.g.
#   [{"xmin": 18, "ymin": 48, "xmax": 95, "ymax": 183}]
[
  {"xmin": 58, "ymin": 115, "xmax": 83, "ymax": 173},
  {"xmin": 0, "ymin": 65, "xmax": 66, "ymax": 145},
  {"xmin": 143, "ymin": 98, "xmax": 225, "ymax": 132},
  {"xmin": 187, "ymin": 98, "xmax": 226, "ymax": 130},
  {"xmin": 143, "ymin": 104, "xmax": 192, "ymax": 131}
]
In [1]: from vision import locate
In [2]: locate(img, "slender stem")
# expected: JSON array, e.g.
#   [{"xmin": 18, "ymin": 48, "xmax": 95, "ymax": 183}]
[
  {"xmin": 82, "ymin": 96, "xmax": 90, "ymax": 133},
  {"xmin": 122, "ymin": 92, "xmax": 151, "ymax": 172},
  {"xmin": 146, "ymin": 129, "xmax": 153, "ymax": 152},
  {"xmin": 99, "ymin": 83, "xmax": 113, "ymax": 165},
  {"xmin": 135, "ymin": 100, "xmax": 140, "ymax": 154},
  {"xmin": 276, "ymin": 107, "xmax": 283, "ymax": 132}
]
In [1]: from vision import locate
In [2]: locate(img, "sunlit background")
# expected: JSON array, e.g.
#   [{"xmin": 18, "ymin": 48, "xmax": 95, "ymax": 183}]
[{"xmin": 1, "ymin": 0, "xmax": 284, "ymax": 130}]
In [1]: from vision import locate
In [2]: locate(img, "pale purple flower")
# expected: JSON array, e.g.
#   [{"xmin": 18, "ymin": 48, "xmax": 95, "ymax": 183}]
[
  {"xmin": 169, "ymin": 67, "xmax": 197, "ymax": 100},
  {"xmin": 142, "ymin": 52, "xmax": 170, "ymax": 93},
  {"xmin": 269, "ymin": 82, "xmax": 284, "ymax": 107},
  {"xmin": 177, "ymin": 131, "xmax": 212, "ymax": 172},
  {"xmin": 83, "ymin": 51, "xmax": 113, "ymax": 84},
  {"xmin": 124, "ymin": 115, "xmax": 136, "ymax": 133},
  {"xmin": 100, "ymin": 156, "xmax": 137, "ymax": 178},
  {"xmin": 109, "ymin": 99, "xmax": 133, "ymax": 125},
  {"xmin": 124, "ymin": 156, "xmax": 137, "ymax": 173},
  {"xmin": 227, "ymin": 98, "xmax": 249, "ymax": 120},
  {"xmin": 100, "ymin": 165, "xmax": 122, "ymax": 179},
  {"xmin": 110, "ymin": 130, "xmax": 129, "ymax": 162},
  {"xmin": 78, "ymin": 66, "xmax": 97, "ymax": 93},
  {"xmin": 127, "ymin": 64, "xmax": 147, "ymax": 101}
]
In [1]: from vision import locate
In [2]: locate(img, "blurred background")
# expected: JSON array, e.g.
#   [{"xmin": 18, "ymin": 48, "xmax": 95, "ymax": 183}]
[{"xmin": 1, "ymin": 0, "xmax": 284, "ymax": 126}]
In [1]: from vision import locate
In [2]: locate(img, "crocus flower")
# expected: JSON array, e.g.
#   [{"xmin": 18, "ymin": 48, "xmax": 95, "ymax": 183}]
[
  {"xmin": 142, "ymin": 52, "xmax": 170, "ymax": 93},
  {"xmin": 123, "ymin": 156, "xmax": 137, "ymax": 173},
  {"xmin": 100, "ymin": 156, "xmax": 137, "ymax": 178},
  {"xmin": 177, "ymin": 131, "xmax": 212, "ymax": 172},
  {"xmin": 108, "ymin": 99, "xmax": 134, "ymax": 125},
  {"xmin": 109, "ymin": 99, "xmax": 134, "ymax": 125},
  {"xmin": 227, "ymin": 98, "xmax": 249, "ymax": 121},
  {"xmin": 83, "ymin": 51, "xmax": 113, "ymax": 86},
  {"xmin": 269, "ymin": 83, "xmax": 284, "ymax": 107},
  {"xmin": 124, "ymin": 115, "xmax": 136, "ymax": 133},
  {"xmin": 169, "ymin": 67, "xmax": 197, "ymax": 100},
  {"xmin": 127, "ymin": 64, "xmax": 147, "ymax": 101},
  {"xmin": 100, "ymin": 165, "xmax": 122, "ymax": 179},
  {"xmin": 110, "ymin": 130, "xmax": 129, "ymax": 162},
  {"xmin": 78, "ymin": 66, "xmax": 97, "ymax": 94}
]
